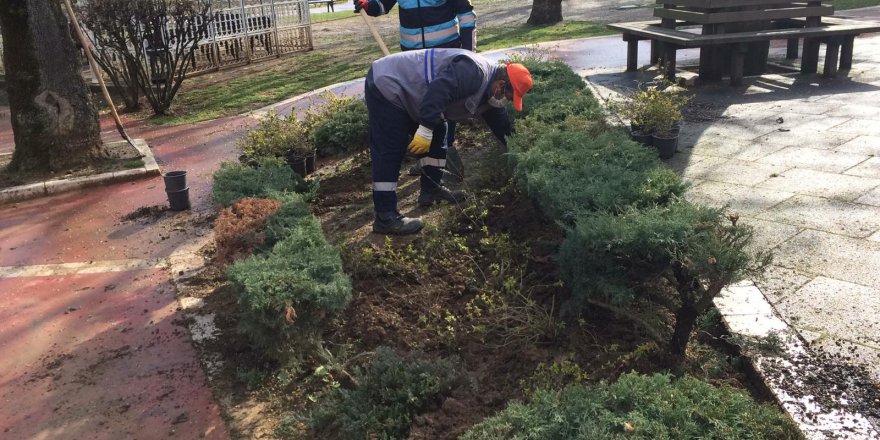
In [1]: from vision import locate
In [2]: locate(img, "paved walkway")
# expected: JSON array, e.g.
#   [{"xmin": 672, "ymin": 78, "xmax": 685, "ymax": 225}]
[
  {"xmin": 0, "ymin": 115, "xmax": 243, "ymax": 438},
  {"xmin": 585, "ymin": 29, "xmax": 880, "ymax": 389},
  {"xmin": 2, "ymin": 7, "xmax": 880, "ymax": 438}
]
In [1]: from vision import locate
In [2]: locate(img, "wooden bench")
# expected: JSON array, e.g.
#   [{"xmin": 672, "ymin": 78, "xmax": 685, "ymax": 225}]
[
  {"xmin": 308, "ymin": 0, "xmax": 335, "ymax": 13},
  {"xmin": 608, "ymin": 0, "xmax": 880, "ymax": 85}
]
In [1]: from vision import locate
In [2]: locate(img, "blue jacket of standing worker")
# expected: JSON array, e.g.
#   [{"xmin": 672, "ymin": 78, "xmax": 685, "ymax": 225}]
[{"xmin": 354, "ymin": 0, "xmax": 476, "ymax": 51}]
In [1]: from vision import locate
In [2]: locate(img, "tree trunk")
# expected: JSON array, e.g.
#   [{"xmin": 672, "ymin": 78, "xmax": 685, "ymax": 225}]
[
  {"xmin": 0, "ymin": 0, "xmax": 103, "ymax": 173},
  {"xmin": 528, "ymin": 0, "xmax": 563, "ymax": 25},
  {"xmin": 670, "ymin": 303, "xmax": 698, "ymax": 356}
]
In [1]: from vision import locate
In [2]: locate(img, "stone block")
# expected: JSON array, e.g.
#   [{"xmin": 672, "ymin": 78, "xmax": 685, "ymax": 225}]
[
  {"xmin": 682, "ymin": 158, "xmax": 788, "ymax": 186},
  {"xmin": 835, "ymin": 135, "xmax": 880, "ymax": 156},
  {"xmin": 754, "ymin": 129, "xmax": 859, "ymax": 150},
  {"xmin": 757, "ymin": 147, "xmax": 869, "ymax": 173},
  {"xmin": 0, "ymin": 182, "xmax": 46, "ymax": 205},
  {"xmin": 739, "ymin": 217, "xmax": 804, "ymax": 253},
  {"xmin": 757, "ymin": 194, "xmax": 880, "ymax": 238},
  {"xmin": 856, "ymin": 186, "xmax": 880, "ymax": 207},
  {"xmin": 685, "ymin": 180, "xmax": 794, "ymax": 215},
  {"xmin": 754, "ymin": 265, "xmax": 813, "ymax": 303},
  {"xmin": 756, "ymin": 168, "xmax": 880, "ymax": 202},
  {"xmin": 775, "ymin": 277, "xmax": 880, "ymax": 344},
  {"xmin": 831, "ymin": 118, "xmax": 880, "ymax": 137},
  {"xmin": 774, "ymin": 229, "xmax": 880, "ymax": 290},
  {"xmin": 690, "ymin": 138, "xmax": 785, "ymax": 161},
  {"xmin": 844, "ymin": 156, "xmax": 880, "ymax": 178}
]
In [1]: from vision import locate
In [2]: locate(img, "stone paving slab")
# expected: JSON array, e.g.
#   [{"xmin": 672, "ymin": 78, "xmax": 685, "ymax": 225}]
[
  {"xmin": 775, "ymin": 277, "xmax": 880, "ymax": 345},
  {"xmin": 774, "ymin": 229, "xmax": 880, "ymax": 290},
  {"xmin": 739, "ymin": 217, "xmax": 805, "ymax": 253},
  {"xmin": 830, "ymin": 118, "xmax": 880, "ymax": 137},
  {"xmin": 845, "ymin": 156, "xmax": 880, "ymax": 178},
  {"xmin": 856, "ymin": 186, "xmax": 880, "ymax": 206},
  {"xmin": 754, "ymin": 264, "xmax": 814, "ymax": 303},
  {"xmin": 757, "ymin": 147, "xmax": 871, "ymax": 173},
  {"xmin": 755, "ymin": 128, "xmax": 860, "ymax": 150},
  {"xmin": 681, "ymin": 157, "xmax": 789, "ymax": 186},
  {"xmin": 756, "ymin": 194, "xmax": 880, "ymax": 238},
  {"xmin": 835, "ymin": 135, "xmax": 880, "ymax": 155},
  {"xmin": 824, "ymin": 103, "xmax": 880, "ymax": 119},
  {"xmin": 686, "ymin": 180, "xmax": 794, "ymax": 215},
  {"xmin": 689, "ymin": 137, "xmax": 786, "ymax": 161},
  {"xmin": 755, "ymin": 167, "xmax": 880, "ymax": 201}
]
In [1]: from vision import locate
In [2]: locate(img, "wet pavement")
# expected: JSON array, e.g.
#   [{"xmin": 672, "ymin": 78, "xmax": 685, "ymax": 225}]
[{"xmin": 0, "ymin": 114, "xmax": 244, "ymax": 438}]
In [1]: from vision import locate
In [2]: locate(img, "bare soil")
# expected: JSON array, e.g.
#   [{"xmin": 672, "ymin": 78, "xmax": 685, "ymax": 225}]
[{"xmin": 179, "ymin": 120, "xmax": 767, "ymax": 439}]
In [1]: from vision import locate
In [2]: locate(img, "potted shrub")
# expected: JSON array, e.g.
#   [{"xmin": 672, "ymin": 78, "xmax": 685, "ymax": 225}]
[
  {"xmin": 612, "ymin": 90, "xmax": 652, "ymax": 146},
  {"xmin": 641, "ymin": 86, "xmax": 688, "ymax": 160},
  {"xmin": 239, "ymin": 112, "xmax": 315, "ymax": 176}
]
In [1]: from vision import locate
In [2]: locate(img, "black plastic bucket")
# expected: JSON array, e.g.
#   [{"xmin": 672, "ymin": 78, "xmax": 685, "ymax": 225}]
[
  {"xmin": 632, "ymin": 130, "xmax": 652, "ymax": 146},
  {"xmin": 653, "ymin": 135, "xmax": 678, "ymax": 159},
  {"xmin": 306, "ymin": 153, "xmax": 317, "ymax": 175},
  {"xmin": 163, "ymin": 171, "xmax": 187, "ymax": 192},
  {"xmin": 287, "ymin": 155, "xmax": 307, "ymax": 177},
  {"xmin": 167, "ymin": 187, "xmax": 191, "ymax": 211}
]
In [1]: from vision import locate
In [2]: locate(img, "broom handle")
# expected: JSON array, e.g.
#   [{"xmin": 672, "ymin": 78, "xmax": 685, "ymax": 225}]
[
  {"xmin": 359, "ymin": 9, "xmax": 390, "ymax": 56},
  {"xmin": 61, "ymin": 0, "xmax": 134, "ymax": 145}
]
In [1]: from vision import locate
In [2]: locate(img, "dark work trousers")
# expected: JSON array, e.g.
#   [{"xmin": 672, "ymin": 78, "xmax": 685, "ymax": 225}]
[{"xmin": 365, "ymin": 70, "xmax": 448, "ymax": 215}]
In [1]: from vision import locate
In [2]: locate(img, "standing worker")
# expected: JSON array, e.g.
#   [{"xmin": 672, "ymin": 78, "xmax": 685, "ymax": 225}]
[
  {"xmin": 354, "ymin": 0, "xmax": 482, "ymax": 178},
  {"xmin": 354, "ymin": 0, "xmax": 477, "ymax": 51},
  {"xmin": 366, "ymin": 48, "xmax": 533, "ymax": 235}
]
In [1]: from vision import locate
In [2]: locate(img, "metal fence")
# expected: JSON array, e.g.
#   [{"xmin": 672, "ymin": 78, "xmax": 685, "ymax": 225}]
[
  {"xmin": 188, "ymin": 0, "xmax": 313, "ymax": 75},
  {"xmin": 0, "ymin": 0, "xmax": 312, "ymax": 77}
]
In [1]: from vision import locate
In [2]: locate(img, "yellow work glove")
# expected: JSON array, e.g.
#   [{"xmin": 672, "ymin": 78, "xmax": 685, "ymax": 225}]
[{"xmin": 408, "ymin": 125, "xmax": 433, "ymax": 156}]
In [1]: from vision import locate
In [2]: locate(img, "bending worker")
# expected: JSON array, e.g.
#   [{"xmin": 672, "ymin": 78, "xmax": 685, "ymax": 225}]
[
  {"xmin": 366, "ymin": 48, "xmax": 533, "ymax": 235},
  {"xmin": 354, "ymin": 0, "xmax": 481, "ymax": 179}
]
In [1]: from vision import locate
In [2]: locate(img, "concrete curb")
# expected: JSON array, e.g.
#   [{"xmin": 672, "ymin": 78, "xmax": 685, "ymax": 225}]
[
  {"xmin": 716, "ymin": 283, "xmax": 880, "ymax": 439},
  {"xmin": 0, "ymin": 139, "xmax": 160, "ymax": 206}
]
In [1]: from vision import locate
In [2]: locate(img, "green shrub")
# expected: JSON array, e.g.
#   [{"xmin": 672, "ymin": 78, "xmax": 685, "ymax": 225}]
[
  {"xmin": 521, "ymin": 89, "xmax": 603, "ymax": 122},
  {"xmin": 211, "ymin": 157, "xmax": 316, "ymax": 207},
  {"xmin": 309, "ymin": 347, "xmax": 465, "ymax": 439},
  {"xmin": 461, "ymin": 372, "xmax": 800, "ymax": 440},
  {"xmin": 227, "ymin": 196, "xmax": 351, "ymax": 361},
  {"xmin": 520, "ymin": 59, "xmax": 586, "ymax": 95},
  {"xmin": 512, "ymin": 130, "xmax": 686, "ymax": 223},
  {"xmin": 310, "ymin": 98, "xmax": 369, "ymax": 157},
  {"xmin": 559, "ymin": 202, "xmax": 769, "ymax": 354}
]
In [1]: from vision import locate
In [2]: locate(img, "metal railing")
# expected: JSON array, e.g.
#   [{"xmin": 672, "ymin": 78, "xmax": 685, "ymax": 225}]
[{"xmin": 187, "ymin": 0, "xmax": 313, "ymax": 74}]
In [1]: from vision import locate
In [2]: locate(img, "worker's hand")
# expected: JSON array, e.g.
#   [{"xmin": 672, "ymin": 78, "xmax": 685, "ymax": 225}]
[
  {"xmin": 408, "ymin": 125, "xmax": 433, "ymax": 156},
  {"xmin": 353, "ymin": 0, "xmax": 370, "ymax": 13}
]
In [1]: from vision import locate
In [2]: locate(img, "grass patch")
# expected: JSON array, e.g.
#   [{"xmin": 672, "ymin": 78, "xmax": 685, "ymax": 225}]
[
  {"xmin": 155, "ymin": 17, "xmax": 608, "ymax": 126},
  {"xmin": 835, "ymin": 0, "xmax": 880, "ymax": 9},
  {"xmin": 151, "ymin": 50, "xmax": 377, "ymax": 126},
  {"xmin": 477, "ymin": 20, "xmax": 612, "ymax": 51},
  {"xmin": 310, "ymin": 10, "xmax": 358, "ymax": 23},
  {"xmin": 123, "ymin": 158, "xmax": 145, "ymax": 168}
]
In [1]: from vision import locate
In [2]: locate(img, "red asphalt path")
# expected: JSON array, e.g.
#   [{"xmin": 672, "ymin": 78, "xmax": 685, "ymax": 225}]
[{"xmin": 0, "ymin": 114, "xmax": 249, "ymax": 439}]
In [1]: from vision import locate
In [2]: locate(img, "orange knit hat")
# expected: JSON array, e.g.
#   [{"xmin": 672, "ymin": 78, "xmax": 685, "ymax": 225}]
[{"xmin": 506, "ymin": 61, "xmax": 533, "ymax": 112}]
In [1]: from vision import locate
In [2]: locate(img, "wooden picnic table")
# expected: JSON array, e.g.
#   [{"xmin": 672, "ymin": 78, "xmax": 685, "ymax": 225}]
[{"xmin": 609, "ymin": 0, "xmax": 880, "ymax": 84}]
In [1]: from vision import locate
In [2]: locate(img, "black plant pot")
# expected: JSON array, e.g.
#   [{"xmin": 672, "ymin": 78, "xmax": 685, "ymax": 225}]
[
  {"xmin": 166, "ymin": 187, "xmax": 191, "ymax": 211},
  {"xmin": 163, "ymin": 170, "xmax": 187, "ymax": 192},
  {"xmin": 671, "ymin": 121, "xmax": 682, "ymax": 136},
  {"xmin": 305, "ymin": 151, "xmax": 317, "ymax": 174},
  {"xmin": 632, "ymin": 130, "xmax": 653, "ymax": 146},
  {"xmin": 652, "ymin": 133, "xmax": 678, "ymax": 159}
]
